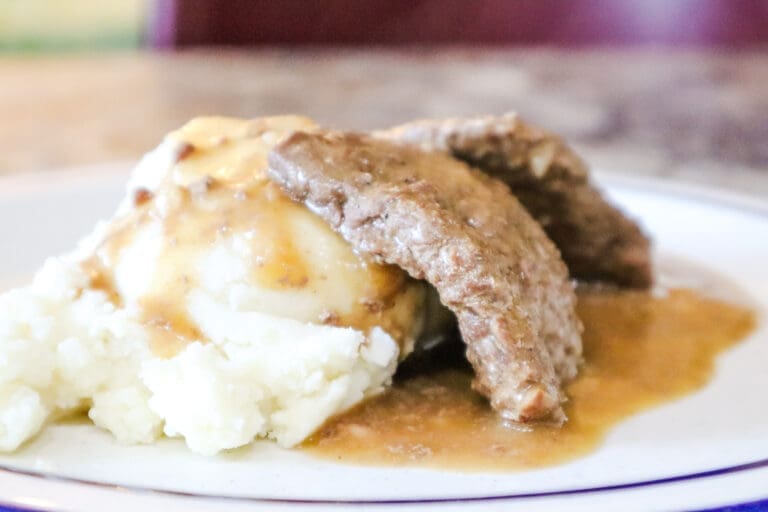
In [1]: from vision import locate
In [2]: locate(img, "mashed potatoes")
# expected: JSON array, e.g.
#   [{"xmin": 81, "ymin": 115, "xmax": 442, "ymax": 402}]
[{"xmin": 0, "ymin": 116, "xmax": 428, "ymax": 455}]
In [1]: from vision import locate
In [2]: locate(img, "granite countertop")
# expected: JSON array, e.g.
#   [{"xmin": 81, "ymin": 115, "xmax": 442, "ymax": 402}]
[{"xmin": 2, "ymin": 48, "xmax": 767, "ymax": 196}]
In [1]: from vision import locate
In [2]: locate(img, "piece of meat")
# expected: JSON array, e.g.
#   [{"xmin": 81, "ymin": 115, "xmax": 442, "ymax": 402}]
[
  {"xmin": 378, "ymin": 113, "xmax": 652, "ymax": 288},
  {"xmin": 268, "ymin": 130, "xmax": 583, "ymax": 424}
]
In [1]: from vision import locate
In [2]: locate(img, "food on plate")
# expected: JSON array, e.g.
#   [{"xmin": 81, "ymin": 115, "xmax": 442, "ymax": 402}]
[
  {"xmin": 379, "ymin": 113, "xmax": 652, "ymax": 288},
  {"xmin": 0, "ymin": 111, "xmax": 666, "ymax": 459},
  {"xmin": 0, "ymin": 116, "xmax": 433, "ymax": 454},
  {"xmin": 268, "ymin": 131, "xmax": 582, "ymax": 423}
]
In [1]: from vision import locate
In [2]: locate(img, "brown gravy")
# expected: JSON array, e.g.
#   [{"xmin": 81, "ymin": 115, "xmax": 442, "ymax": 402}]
[
  {"xmin": 81, "ymin": 117, "xmax": 425, "ymax": 358},
  {"xmin": 303, "ymin": 288, "xmax": 756, "ymax": 470}
]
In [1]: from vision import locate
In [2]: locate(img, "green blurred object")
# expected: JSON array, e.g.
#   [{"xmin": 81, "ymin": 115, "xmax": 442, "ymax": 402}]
[{"xmin": 0, "ymin": 0, "xmax": 147, "ymax": 52}]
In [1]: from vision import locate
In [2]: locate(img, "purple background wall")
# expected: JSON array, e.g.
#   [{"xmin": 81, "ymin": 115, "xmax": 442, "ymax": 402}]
[{"xmin": 151, "ymin": 0, "xmax": 768, "ymax": 47}]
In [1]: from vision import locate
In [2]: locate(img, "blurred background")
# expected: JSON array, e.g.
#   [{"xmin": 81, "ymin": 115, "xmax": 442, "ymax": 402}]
[
  {"xmin": 1, "ymin": 0, "xmax": 767, "ymax": 194},
  {"xmin": 4, "ymin": 0, "xmax": 768, "ymax": 49}
]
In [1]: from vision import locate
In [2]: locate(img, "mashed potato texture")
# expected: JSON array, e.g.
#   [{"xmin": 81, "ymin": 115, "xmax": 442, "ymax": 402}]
[
  {"xmin": 0, "ymin": 258, "xmax": 397, "ymax": 454},
  {"xmin": 0, "ymin": 116, "xmax": 422, "ymax": 455}
]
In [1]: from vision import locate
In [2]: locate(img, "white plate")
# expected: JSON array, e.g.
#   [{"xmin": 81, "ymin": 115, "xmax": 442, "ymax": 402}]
[{"xmin": 0, "ymin": 165, "xmax": 766, "ymax": 512}]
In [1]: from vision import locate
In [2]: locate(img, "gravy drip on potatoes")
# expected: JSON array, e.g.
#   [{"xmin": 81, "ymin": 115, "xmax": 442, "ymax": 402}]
[
  {"xmin": 304, "ymin": 288, "xmax": 756, "ymax": 470},
  {"xmin": 81, "ymin": 117, "xmax": 426, "ymax": 357}
]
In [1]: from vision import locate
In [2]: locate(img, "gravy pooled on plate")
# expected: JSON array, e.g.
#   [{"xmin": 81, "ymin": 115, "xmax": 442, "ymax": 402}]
[{"xmin": 305, "ymin": 288, "xmax": 756, "ymax": 470}]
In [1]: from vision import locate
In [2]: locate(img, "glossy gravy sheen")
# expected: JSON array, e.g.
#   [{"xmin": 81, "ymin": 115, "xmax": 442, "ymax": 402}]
[
  {"xmin": 304, "ymin": 288, "xmax": 756, "ymax": 470},
  {"xmin": 82, "ymin": 116, "xmax": 425, "ymax": 358}
]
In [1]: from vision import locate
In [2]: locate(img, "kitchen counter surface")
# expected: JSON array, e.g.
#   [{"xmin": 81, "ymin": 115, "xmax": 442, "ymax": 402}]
[{"xmin": 2, "ymin": 48, "xmax": 767, "ymax": 196}]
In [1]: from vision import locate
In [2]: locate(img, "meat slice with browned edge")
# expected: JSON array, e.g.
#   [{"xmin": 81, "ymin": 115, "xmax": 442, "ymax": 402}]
[
  {"xmin": 268, "ymin": 131, "xmax": 583, "ymax": 424},
  {"xmin": 379, "ymin": 114, "xmax": 653, "ymax": 288}
]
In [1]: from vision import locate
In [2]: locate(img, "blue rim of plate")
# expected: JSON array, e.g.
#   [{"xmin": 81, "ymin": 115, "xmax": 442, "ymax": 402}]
[
  {"xmin": 0, "ymin": 171, "xmax": 766, "ymax": 510},
  {"xmin": 1, "ymin": 455, "xmax": 768, "ymax": 506}
]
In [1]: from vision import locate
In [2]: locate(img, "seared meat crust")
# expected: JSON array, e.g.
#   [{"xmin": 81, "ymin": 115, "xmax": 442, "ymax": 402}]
[
  {"xmin": 380, "ymin": 114, "xmax": 652, "ymax": 288},
  {"xmin": 268, "ymin": 131, "xmax": 582, "ymax": 423}
]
